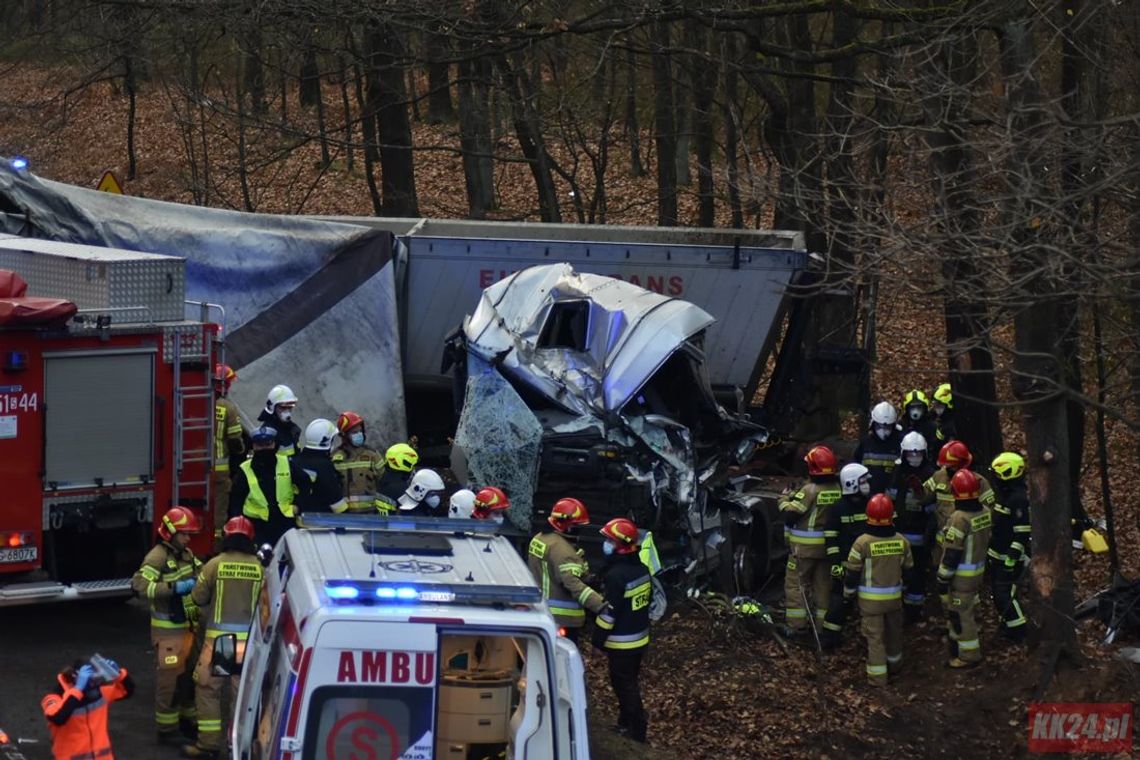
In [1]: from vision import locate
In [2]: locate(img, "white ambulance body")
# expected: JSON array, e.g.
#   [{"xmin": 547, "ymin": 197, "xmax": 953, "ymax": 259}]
[{"xmin": 228, "ymin": 514, "xmax": 590, "ymax": 760}]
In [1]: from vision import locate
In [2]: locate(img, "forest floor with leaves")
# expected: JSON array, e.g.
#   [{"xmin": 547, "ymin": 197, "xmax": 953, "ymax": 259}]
[{"xmin": 3, "ymin": 69, "xmax": 1140, "ymax": 759}]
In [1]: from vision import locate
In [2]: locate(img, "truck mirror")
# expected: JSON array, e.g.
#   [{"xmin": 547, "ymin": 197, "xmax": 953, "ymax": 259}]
[{"xmin": 212, "ymin": 634, "xmax": 242, "ymax": 676}]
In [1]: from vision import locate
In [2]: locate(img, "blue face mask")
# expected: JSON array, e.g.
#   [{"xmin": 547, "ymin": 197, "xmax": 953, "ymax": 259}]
[
  {"xmin": 349, "ymin": 431, "xmax": 365, "ymax": 447},
  {"xmin": 602, "ymin": 542, "xmax": 615, "ymax": 556}
]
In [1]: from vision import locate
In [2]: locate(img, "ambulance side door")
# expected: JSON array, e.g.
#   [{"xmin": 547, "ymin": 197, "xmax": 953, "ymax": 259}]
[{"xmin": 554, "ymin": 637, "xmax": 590, "ymax": 760}]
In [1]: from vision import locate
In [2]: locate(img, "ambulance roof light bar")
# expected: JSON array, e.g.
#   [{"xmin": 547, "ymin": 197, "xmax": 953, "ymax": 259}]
[
  {"xmin": 324, "ymin": 580, "xmax": 542, "ymax": 607},
  {"xmin": 300, "ymin": 513, "xmax": 501, "ymax": 536}
]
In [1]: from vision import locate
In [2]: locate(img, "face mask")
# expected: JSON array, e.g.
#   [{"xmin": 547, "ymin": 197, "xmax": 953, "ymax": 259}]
[
  {"xmin": 906, "ymin": 453, "xmax": 923, "ymax": 467},
  {"xmin": 602, "ymin": 542, "xmax": 615, "ymax": 556},
  {"xmin": 492, "ymin": 513, "xmax": 505, "ymax": 526},
  {"xmin": 875, "ymin": 427, "xmax": 889, "ymax": 440},
  {"xmin": 349, "ymin": 431, "xmax": 365, "ymax": 447},
  {"xmin": 276, "ymin": 408, "xmax": 293, "ymax": 422},
  {"xmin": 425, "ymin": 494, "xmax": 441, "ymax": 509},
  {"xmin": 932, "ymin": 404, "xmax": 945, "ymax": 418},
  {"xmin": 858, "ymin": 482, "xmax": 871, "ymax": 497},
  {"xmin": 908, "ymin": 408, "xmax": 922, "ymax": 421}
]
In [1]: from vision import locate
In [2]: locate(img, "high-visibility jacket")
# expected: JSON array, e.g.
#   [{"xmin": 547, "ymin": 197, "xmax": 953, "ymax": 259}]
[
  {"xmin": 131, "ymin": 541, "xmax": 201, "ymax": 631},
  {"xmin": 824, "ymin": 493, "xmax": 868, "ymax": 565},
  {"xmin": 331, "ymin": 445, "xmax": 386, "ymax": 511},
  {"xmin": 42, "ymin": 668, "xmax": 134, "ymax": 760},
  {"xmin": 191, "ymin": 549, "xmax": 264, "ymax": 641},
  {"xmin": 592, "ymin": 553, "xmax": 651, "ymax": 651},
  {"xmin": 924, "ymin": 468, "xmax": 996, "ymax": 531},
  {"xmin": 937, "ymin": 502, "xmax": 993, "ymax": 592},
  {"xmin": 213, "ymin": 397, "xmax": 245, "ymax": 472},
  {"xmin": 527, "ymin": 531, "xmax": 605, "ymax": 628},
  {"xmin": 239, "ymin": 456, "xmax": 297, "ymax": 522},
  {"xmin": 844, "ymin": 526, "xmax": 914, "ymax": 614},
  {"xmin": 779, "ymin": 479, "xmax": 841, "ymax": 559}
]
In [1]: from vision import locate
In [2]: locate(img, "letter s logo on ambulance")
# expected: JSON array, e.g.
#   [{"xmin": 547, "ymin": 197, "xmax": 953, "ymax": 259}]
[{"xmin": 336, "ymin": 650, "xmax": 436, "ymax": 686}]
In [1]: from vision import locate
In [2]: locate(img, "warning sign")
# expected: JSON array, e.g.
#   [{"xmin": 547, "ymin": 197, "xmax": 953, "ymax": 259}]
[{"xmin": 96, "ymin": 171, "xmax": 123, "ymax": 194}]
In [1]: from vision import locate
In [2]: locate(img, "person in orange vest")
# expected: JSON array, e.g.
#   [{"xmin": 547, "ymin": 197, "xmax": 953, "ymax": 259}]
[{"xmin": 42, "ymin": 657, "xmax": 135, "ymax": 760}]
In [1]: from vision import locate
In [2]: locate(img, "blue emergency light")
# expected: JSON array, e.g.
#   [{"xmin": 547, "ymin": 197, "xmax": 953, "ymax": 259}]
[
  {"xmin": 300, "ymin": 513, "xmax": 502, "ymax": 536},
  {"xmin": 326, "ymin": 585, "xmax": 360, "ymax": 600},
  {"xmin": 323, "ymin": 581, "xmax": 541, "ymax": 606},
  {"xmin": 9, "ymin": 157, "xmax": 28, "ymax": 171}
]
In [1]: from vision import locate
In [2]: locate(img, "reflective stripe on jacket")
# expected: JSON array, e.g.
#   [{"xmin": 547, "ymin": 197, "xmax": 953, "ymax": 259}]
[
  {"xmin": 191, "ymin": 550, "xmax": 265, "ymax": 640},
  {"xmin": 42, "ymin": 670, "xmax": 132, "ymax": 760},
  {"xmin": 527, "ymin": 532, "xmax": 604, "ymax": 628},
  {"xmin": 780, "ymin": 481, "xmax": 841, "ymax": 557},
  {"xmin": 593, "ymin": 553, "xmax": 651, "ymax": 651},
  {"xmin": 844, "ymin": 530, "xmax": 913, "ymax": 614},
  {"xmin": 131, "ymin": 542, "xmax": 201, "ymax": 630}
]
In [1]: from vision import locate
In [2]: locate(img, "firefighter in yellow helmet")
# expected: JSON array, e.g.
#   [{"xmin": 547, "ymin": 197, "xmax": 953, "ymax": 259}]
[
  {"xmin": 527, "ymin": 497, "xmax": 605, "ymax": 644},
  {"xmin": 130, "ymin": 506, "xmax": 203, "ymax": 746},
  {"xmin": 211, "ymin": 364, "xmax": 246, "ymax": 547},
  {"xmin": 898, "ymin": 389, "xmax": 938, "ymax": 454},
  {"xmin": 843, "ymin": 494, "xmax": 913, "ymax": 686},
  {"xmin": 931, "ymin": 383, "xmax": 958, "ymax": 442},
  {"xmin": 376, "ymin": 442, "xmax": 419, "ymax": 507},
  {"xmin": 779, "ymin": 445, "xmax": 842, "ymax": 635},
  {"xmin": 988, "ymin": 452, "xmax": 1030, "ymax": 642},
  {"xmin": 183, "ymin": 516, "xmax": 265, "ymax": 759},
  {"xmin": 331, "ymin": 412, "xmax": 387, "ymax": 513},
  {"xmin": 936, "ymin": 469, "xmax": 993, "ymax": 667}
]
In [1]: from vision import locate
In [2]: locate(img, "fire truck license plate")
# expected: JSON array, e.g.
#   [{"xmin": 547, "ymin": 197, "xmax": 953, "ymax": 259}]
[{"xmin": 0, "ymin": 547, "xmax": 36, "ymax": 563}]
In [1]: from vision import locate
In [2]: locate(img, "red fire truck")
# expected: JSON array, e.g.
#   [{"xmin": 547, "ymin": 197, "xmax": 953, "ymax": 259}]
[{"xmin": 0, "ymin": 236, "xmax": 219, "ymax": 605}]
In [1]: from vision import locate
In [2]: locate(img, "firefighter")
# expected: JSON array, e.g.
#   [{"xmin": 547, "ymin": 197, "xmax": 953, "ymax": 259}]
[
  {"xmin": 594, "ymin": 517, "xmax": 652, "ymax": 744},
  {"xmin": 331, "ymin": 411, "xmax": 386, "ymax": 513},
  {"xmin": 890, "ymin": 432, "xmax": 937, "ymax": 623},
  {"xmin": 527, "ymin": 497, "xmax": 605, "ymax": 644},
  {"xmin": 211, "ymin": 364, "xmax": 246, "ymax": 545},
  {"xmin": 820, "ymin": 463, "xmax": 870, "ymax": 649},
  {"xmin": 257, "ymin": 384, "xmax": 301, "ymax": 456},
  {"xmin": 843, "ymin": 494, "xmax": 913, "ymax": 686},
  {"xmin": 294, "ymin": 419, "xmax": 348, "ymax": 515},
  {"xmin": 377, "ymin": 442, "xmax": 420, "ymax": 504},
  {"xmin": 853, "ymin": 401, "xmax": 903, "ymax": 495},
  {"xmin": 229, "ymin": 425, "xmax": 312, "ymax": 548},
  {"xmin": 988, "ymin": 452, "xmax": 1030, "ymax": 642},
  {"xmin": 131, "ymin": 506, "xmax": 203, "ymax": 745},
  {"xmin": 780, "ymin": 445, "xmax": 842, "ymax": 635},
  {"xmin": 898, "ymin": 389, "xmax": 939, "ymax": 453},
  {"xmin": 936, "ymin": 469, "xmax": 993, "ymax": 667},
  {"xmin": 396, "ymin": 469, "xmax": 447, "ymax": 516},
  {"xmin": 449, "ymin": 489, "xmax": 478, "ymax": 519},
  {"xmin": 42, "ymin": 658, "xmax": 134, "ymax": 760},
  {"xmin": 925, "ymin": 440, "xmax": 995, "ymax": 567},
  {"xmin": 472, "ymin": 486, "xmax": 511, "ymax": 526},
  {"xmin": 931, "ymin": 383, "xmax": 958, "ymax": 443},
  {"xmin": 183, "ymin": 517, "xmax": 265, "ymax": 759}
]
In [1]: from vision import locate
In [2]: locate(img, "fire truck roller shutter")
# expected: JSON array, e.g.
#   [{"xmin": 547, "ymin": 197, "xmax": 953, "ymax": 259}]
[{"xmin": 43, "ymin": 349, "xmax": 154, "ymax": 486}]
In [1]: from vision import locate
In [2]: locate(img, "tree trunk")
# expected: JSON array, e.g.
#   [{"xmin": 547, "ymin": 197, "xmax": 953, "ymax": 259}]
[
  {"xmin": 1001, "ymin": 9, "xmax": 1079, "ymax": 670},
  {"xmin": 350, "ymin": 49, "xmax": 383, "ymax": 216},
  {"xmin": 299, "ymin": 42, "xmax": 321, "ymax": 109},
  {"xmin": 690, "ymin": 25, "xmax": 716, "ymax": 227},
  {"xmin": 338, "ymin": 55, "xmax": 354, "ymax": 172},
  {"xmin": 624, "ymin": 38, "xmax": 643, "ymax": 178},
  {"xmin": 245, "ymin": 27, "xmax": 267, "ymax": 116},
  {"xmin": 650, "ymin": 20, "xmax": 678, "ymax": 226},
  {"xmin": 366, "ymin": 23, "xmax": 419, "ymax": 217},
  {"xmin": 674, "ymin": 22, "xmax": 695, "ymax": 187},
  {"xmin": 495, "ymin": 49, "xmax": 562, "ymax": 222},
  {"xmin": 425, "ymin": 29, "xmax": 456, "ymax": 124},
  {"xmin": 457, "ymin": 54, "xmax": 495, "ymax": 218},
  {"xmin": 722, "ymin": 34, "xmax": 743, "ymax": 228},
  {"xmin": 124, "ymin": 53, "xmax": 138, "ymax": 180}
]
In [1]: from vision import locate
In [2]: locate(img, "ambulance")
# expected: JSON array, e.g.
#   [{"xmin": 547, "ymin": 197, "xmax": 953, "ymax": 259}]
[{"xmin": 213, "ymin": 513, "xmax": 590, "ymax": 760}]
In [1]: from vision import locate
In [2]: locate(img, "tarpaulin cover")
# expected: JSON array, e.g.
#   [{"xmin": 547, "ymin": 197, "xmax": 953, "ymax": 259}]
[
  {"xmin": 0, "ymin": 267, "xmax": 77, "ymax": 325},
  {"xmin": 0, "ymin": 164, "xmax": 405, "ymax": 439}
]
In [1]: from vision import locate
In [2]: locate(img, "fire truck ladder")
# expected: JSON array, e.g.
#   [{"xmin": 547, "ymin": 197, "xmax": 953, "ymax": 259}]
[{"xmin": 171, "ymin": 302, "xmax": 224, "ymax": 511}]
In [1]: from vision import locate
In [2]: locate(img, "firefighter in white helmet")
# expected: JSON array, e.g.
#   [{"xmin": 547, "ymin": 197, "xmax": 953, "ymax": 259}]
[
  {"xmin": 294, "ymin": 419, "xmax": 348, "ymax": 515},
  {"xmin": 257, "ymin": 385, "xmax": 301, "ymax": 456},
  {"xmin": 853, "ymin": 401, "xmax": 902, "ymax": 496},
  {"xmin": 398, "ymin": 469, "xmax": 446, "ymax": 516},
  {"xmin": 448, "ymin": 489, "xmax": 477, "ymax": 519}
]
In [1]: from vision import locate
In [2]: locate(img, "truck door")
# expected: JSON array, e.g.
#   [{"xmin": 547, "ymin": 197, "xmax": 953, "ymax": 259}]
[{"xmin": 554, "ymin": 637, "xmax": 590, "ymax": 760}]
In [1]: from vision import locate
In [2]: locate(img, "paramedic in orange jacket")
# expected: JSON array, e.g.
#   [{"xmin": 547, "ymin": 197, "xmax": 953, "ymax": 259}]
[{"xmin": 41, "ymin": 658, "xmax": 135, "ymax": 760}]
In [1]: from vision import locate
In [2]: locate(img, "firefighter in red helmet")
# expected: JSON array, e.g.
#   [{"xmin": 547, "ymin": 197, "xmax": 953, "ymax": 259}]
[
  {"xmin": 594, "ymin": 517, "xmax": 652, "ymax": 743},
  {"xmin": 780, "ymin": 445, "xmax": 842, "ymax": 635},
  {"xmin": 527, "ymin": 497, "xmax": 605, "ymax": 644},
  {"xmin": 473, "ymin": 486, "xmax": 511, "ymax": 526},
  {"xmin": 936, "ymin": 469, "xmax": 993, "ymax": 668},
  {"xmin": 924, "ymin": 440, "xmax": 994, "ymax": 567},
  {"xmin": 331, "ymin": 411, "xmax": 386, "ymax": 513},
  {"xmin": 183, "ymin": 517, "xmax": 264, "ymax": 758},
  {"xmin": 211, "ymin": 364, "xmax": 246, "ymax": 546},
  {"xmin": 843, "ymin": 494, "xmax": 913, "ymax": 686},
  {"xmin": 131, "ymin": 506, "xmax": 203, "ymax": 746}
]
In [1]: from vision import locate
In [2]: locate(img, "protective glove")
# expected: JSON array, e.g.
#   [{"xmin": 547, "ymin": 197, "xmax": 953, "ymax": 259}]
[
  {"xmin": 74, "ymin": 664, "xmax": 95, "ymax": 692},
  {"xmin": 830, "ymin": 564, "xmax": 844, "ymax": 579},
  {"xmin": 173, "ymin": 578, "xmax": 196, "ymax": 595}
]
